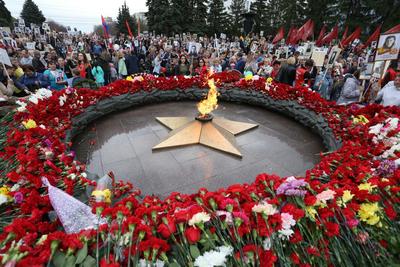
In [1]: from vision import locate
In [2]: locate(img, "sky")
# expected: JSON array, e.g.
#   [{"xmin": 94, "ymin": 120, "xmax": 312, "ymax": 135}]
[{"xmin": 4, "ymin": 0, "xmax": 148, "ymax": 33}]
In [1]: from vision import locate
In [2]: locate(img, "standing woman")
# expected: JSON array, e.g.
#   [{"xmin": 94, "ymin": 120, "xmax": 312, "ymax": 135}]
[
  {"xmin": 43, "ymin": 61, "xmax": 68, "ymax": 91},
  {"xmin": 117, "ymin": 51, "xmax": 127, "ymax": 79},
  {"xmin": 175, "ymin": 55, "xmax": 190, "ymax": 75},
  {"xmin": 65, "ymin": 52, "xmax": 78, "ymax": 79},
  {"xmin": 91, "ymin": 60, "xmax": 105, "ymax": 87},
  {"xmin": 77, "ymin": 52, "xmax": 92, "ymax": 79}
]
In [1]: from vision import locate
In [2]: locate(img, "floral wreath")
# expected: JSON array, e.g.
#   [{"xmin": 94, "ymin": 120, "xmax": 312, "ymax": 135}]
[{"xmin": 0, "ymin": 71, "xmax": 399, "ymax": 266}]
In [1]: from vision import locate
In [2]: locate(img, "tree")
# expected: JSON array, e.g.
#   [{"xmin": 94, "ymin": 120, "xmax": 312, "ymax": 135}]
[
  {"xmin": 208, "ymin": 0, "xmax": 228, "ymax": 35},
  {"xmin": 229, "ymin": 0, "xmax": 245, "ymax": 36},
  {"xmin": 0, "ymin": 0, "xmax": 12, "ymax": 28},
  {"xmin": 250, "ymin": 0, "xmax": 267, "ymax": 34},
  {"xmin": 93, "ymin": 21, "xmax": 118, "ymax": 37},
  {"xmin": 116, "ymin": 1, "xmax": 136, "ymax": 36},
  {"xmin": 190, "ymin": 0, "xmax": 209, "ymax": 34},
  {"xmin": 47, "ymin": 20, "xmax": 67, "ymax": 32},
  {"xmin": 20, "ymin": 0, "xmax": 45, "ymax": 26}
]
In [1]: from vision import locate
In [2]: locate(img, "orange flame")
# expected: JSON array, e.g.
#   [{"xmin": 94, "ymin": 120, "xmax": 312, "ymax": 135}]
[{"xmin": 197, "ymin": 72, "xmax": 219, "ymax": 117}]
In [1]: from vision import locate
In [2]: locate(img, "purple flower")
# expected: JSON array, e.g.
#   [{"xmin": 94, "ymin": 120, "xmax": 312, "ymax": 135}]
[
  {"xmin": 43, "ymin": 139, "xmax": 52, "ymax": 148},
  {"xmin": 376, "ymin": 160, "xmax": 396, "ymax": 177},
  {"xmin": 276, "ymin": 176, "xmax": 308, "ymax": 197},
  {"xmin": 14, "ymin": 192, "xmax": 24, "ymax": 204}
]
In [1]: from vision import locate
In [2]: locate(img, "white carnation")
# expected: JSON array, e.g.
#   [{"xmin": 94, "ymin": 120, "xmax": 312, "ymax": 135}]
[
  {"xmin": 139, "ymin": 259, "xmax": 165, "ymax": 267},
  {"xmin": 189, "ymin": 212, "xmax": 211, "ymax": 226},
  {"xmin": 252, "ymin": 203, "xmax": 278, "ymax": 216},
  {"xmin": 194, "ymin": 246, "xmax": 233, "ymax": 267},
  {"xmin": 0, "ymin": 194, "xmax": 9, "ymax": 205}
]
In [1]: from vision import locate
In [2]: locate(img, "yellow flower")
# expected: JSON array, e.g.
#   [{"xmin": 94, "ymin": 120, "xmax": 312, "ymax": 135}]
[
  {"xmin": 266, "ymin": 77, "xmax": 273, "ymax": 84},
  {"xmin": 353, "ymin": 115, "xmax": 369, "ymax": 125},
  {"xmin": 306, "ymin": 206, "xmax": 317, "ymax": 220},
  {"xmin": 342, "ymin": 190, "xmax": 354, "ymax": 203},
  {"xmin": 126, "ymin": 76, "xmax": 133, "ymax": 81},
  {"xmin": 358, "ymin": 202, "xmax": 381, "ymax": 226},
  {"xmin": 358, "ymin": 182, "xmax": 376, "ymax": 192},
  {"xmin": 245, "ymin": 73, "xmax": 253, "ymax": 81},
  {"xmin": 92, "ymin": 189, "xmax": 112, "ymax": 203},
  {"xmin": 22, "ymin": 119, "xmax": 37, "ymax": 129},
  {"xmin": 0, "ymin": 186, "xmax": 10, "ymax": 195}
]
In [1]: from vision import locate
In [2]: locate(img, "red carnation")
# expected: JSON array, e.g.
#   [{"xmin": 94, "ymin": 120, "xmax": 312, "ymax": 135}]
[
  {"xmin": 157, "ymin": 219, "xmax": 177, "ymax": 238},
  {"xmin": 384, "ymin": 204, "xmax": 397, "ymax": 220},
  {"xmin": 185, "ymin": 227, "xmax": 201, "ymax": 244},
  {"xmin": 291, "ymin": 252, "xmax": 301, "ymax": 264},
  {"xmin": 325, "ymin": 222, "xmax": 340, "ymax": 237}
]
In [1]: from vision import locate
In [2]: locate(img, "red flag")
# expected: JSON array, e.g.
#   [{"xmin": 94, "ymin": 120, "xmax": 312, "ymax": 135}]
[
  {"xmin": 321, "ymin": 25, "xmax": 338, "ymax": 45},
  {"xmin": 362, "ymin": 25, "xmax": 382, "ymax": 48},
  {"xmin": 101, "ymin": 15, "xmax": 109, "ymax": 39},
  {"xmin": 286, "ymin": 27, "xmax": 297, "ymax": 45},
  {"xmin": 342, "ymin": 26, "xmax": 361, "ymax": 46},
  {"xmin": 272, "ymin": 27, "xmax": 285, "ymax": 44},
  {"xmin": 285, "ymin": 26, "xmax": 294, "ymax": 45},
  {"xmin": 316, "ymin": 25, "xmax": 326, "ymax": 46},
  {"xmin": 384, "ymin": 24, "xmax": 400, "ymax": 34},
  {"xmin": 302, "ymin": 20, "xmax": 314, "ymax": 41},
  {"xmin": 125, "ymin": 20, "xmax": 133, "ymax": 38},
  {"xmin": 341, "ymin": 26, "xmax": 348, "ymax": 43},
  {"xmin": 294, "ymin": 19, "xmax": 314, "ymax": 42}
]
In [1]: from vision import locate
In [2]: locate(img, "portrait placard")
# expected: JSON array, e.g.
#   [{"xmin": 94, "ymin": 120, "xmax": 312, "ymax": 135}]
[
  {"xmin": 311, "ymin": 50, "xmax": 327, "ymax": 67},
  {"xmin": 326, "ymin": 46, "xmax": 341, "ymax": 68},
  {"xmin": 375, "ymin": 33, "xmax": 400, "ymax": 61}
]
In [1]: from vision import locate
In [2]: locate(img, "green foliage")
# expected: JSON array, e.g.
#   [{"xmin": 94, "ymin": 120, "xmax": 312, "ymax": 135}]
[
  {"xmin": 191, "ymin": 0, "xmax": 209, "ymax": 34},
  {"xmin": 250, "ymin": 0, "xmax": 267, "ymax": 34},
  {"xmin": 0, "ymin": 0, "xmax": 12, "ymax": 28},
  {"xmin": 144, "ymin": 0, "xmax": 400, "ymax": 38},
  {"xmin": 208, "ymin": 0, "xmax": 229, "ymax": 35},
  {"xmin": 229, "ymin": 0, "xmax": 245, "ymax": 36},
  {"xmin": 20, "ymin": 0, "xmax": 45, "ymax": 26},
  {"xmin": 116, "ymin": 1, "xmax": 136, "ymax": 36}
]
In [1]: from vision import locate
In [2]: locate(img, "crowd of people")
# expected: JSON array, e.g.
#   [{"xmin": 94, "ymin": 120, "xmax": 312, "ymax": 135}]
[{"xmin": 0, "ymin": 30, "xmax": 399, "ymax": 107}]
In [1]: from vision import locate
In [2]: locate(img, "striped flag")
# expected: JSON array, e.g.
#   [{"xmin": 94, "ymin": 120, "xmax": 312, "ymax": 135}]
[{"xmin": 101, "ymin": 15, "xmax": 109, "ymax": 39}]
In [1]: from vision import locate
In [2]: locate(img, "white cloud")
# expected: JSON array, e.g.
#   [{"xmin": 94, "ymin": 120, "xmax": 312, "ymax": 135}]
[{"xmin": 4, "ymin": 0, "xmax": 147, "ymax": 33}]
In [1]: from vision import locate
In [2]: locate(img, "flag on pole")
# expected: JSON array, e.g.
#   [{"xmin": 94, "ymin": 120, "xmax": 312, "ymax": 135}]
[
  {"xmin": 286, "ymin": 26, "xmax": 294, "ymax": 45},
  {"xmin": 126, "ymin": 20, "xmax": 133, "ymax": 38},
  {"xmin": 341, "ymin": 26, "xmax": 348, "ymax": 43},
  {"xmin": 287, "ymin": 27, "xmax": 297, "ymax": 45},
  {"xmin": 342, "ymin": 26, "xmax": 361, "ymax": 47},
  {"xmin": 321, "ymin": 25, "xmax": 338, "ymax": 45},
  {"xmin": 384, "ymin": 24, "xmax": 400, "ymax": 34},
  {"xmin": 294, "ymin": 19, "xmax": 313, "ymax": 43},
  {"xmin": 272, "ymin": 27, "xmax": 285, "ymax": 44},
  {"xmin": 101, "ymin": 15, "xmax": 109, "ymax": 39},
  {"xmin": 302, "ymin": 20, "xmax": 314, "ymax": 41},
  {"xmin": 316, "ymin": 25, "xmax": 326, "ymax": 47},
  {"xmin": 362, "ymin": 25, "xmax": 382, "ymax": 48}
]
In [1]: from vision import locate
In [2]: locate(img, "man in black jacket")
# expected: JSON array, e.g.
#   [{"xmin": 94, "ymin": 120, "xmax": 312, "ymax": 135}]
[{"xmin": 125, "ymin": 50, "xmax": 139, "ymax": 75}]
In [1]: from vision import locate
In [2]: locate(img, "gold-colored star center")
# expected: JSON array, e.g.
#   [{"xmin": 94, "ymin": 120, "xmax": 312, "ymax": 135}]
[{"xmin": 152, "ymin": 116, "xmax": 258, "ymax": 158}]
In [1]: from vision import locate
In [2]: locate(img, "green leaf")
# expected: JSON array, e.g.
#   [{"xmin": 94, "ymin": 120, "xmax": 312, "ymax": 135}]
[
  {"xmin": 52, "ymin": 251, "xmax": 66, "ymax": 267},
  {"xmin": 168, "ymin": 262, "xmax": 181, "ymax": 267},
  {"xmin": 65, "ymin": 255, "xmax": 77, "ymax": 267},
  {"xmin": 190, "ymin": 245, "xmax": 201, "ymax": 259},
  {"xmin": 75, "ymin": 243, "xmax": 88, "ymax": 264},
  {"xmin": 82, "ymin": 255, "xmax": 97, "ymax": 267}
]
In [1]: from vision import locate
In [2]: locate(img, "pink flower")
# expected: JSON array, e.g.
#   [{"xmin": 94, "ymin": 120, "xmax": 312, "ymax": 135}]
[
  {"xmin": 346, "ymin": 219, "xmax": 359, "ymax": 228},
  {"xmin": 316, "ymin": 189, "xmax": 336, "ymax": 203}
]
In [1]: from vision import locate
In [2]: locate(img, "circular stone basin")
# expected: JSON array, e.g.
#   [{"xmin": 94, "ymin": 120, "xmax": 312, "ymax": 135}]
[{"xmin": 72, "ymin": 102, "xmax": 324, "ymax": 197}]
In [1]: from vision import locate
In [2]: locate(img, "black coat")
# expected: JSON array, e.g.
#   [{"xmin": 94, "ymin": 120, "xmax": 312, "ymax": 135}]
[
  {"xmin": 276, "ymin": 64, "xmax": 296, "ymax": 86},
  {"xmin": 125, "ymin": 54, "xmax": 139, "ymax": 75}
]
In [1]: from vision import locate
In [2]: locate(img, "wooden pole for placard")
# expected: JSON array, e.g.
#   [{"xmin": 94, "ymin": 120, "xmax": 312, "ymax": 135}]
[
  {"xmin": 317, "ymin": 67, "xmax": 329, "ymax": 92},
  {"xmin": 2, "ymin": 62, "xmax": 10, "ymax": 80}
]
